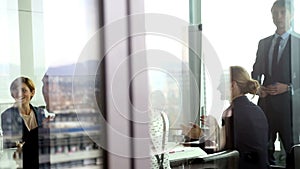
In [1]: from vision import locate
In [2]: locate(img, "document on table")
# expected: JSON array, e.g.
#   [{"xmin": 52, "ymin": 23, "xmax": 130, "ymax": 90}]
[{"xmin": 168, "ymin": 142, "xmax": 207, "ymax": 162}]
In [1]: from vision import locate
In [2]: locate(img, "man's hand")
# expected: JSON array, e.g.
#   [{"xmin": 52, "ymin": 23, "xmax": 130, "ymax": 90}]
[
  {"xmin": 42, "ymin": 114, "xmax": 55, "ymax": 126},
  {"xmin": 266, "ymin": 82, "xmax": 288, "ymax": 95}
]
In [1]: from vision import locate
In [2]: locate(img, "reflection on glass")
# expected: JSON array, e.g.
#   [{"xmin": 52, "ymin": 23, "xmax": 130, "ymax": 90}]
[
  {"xmin": 0, "ymin": 0, "xmax": 21, "ymax": 104},
  {"xmin": 149, "ymin": 90, "xmax": 172, "ymax": 169},
  {"xmin": 0, "ymin": 0, "xmax": 103, "ymax": 168},
  {"xmin": 42, "ymin": 60, "xmax": 103, "ymax": 168},
  {"xmin": 294, "ymin": 0, "xmax": 300, "ymax": 33}
]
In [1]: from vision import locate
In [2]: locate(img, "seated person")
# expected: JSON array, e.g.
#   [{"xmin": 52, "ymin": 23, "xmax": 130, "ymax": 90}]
[
  {"xmin": 149, "ymin": 90, "xmax": 171, "ymax": 169},
  {"xmin": 182, "ymin": 66, "xmax": 269, "ymax": 169}
]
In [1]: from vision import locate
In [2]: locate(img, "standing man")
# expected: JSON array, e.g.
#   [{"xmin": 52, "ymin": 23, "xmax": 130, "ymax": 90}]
[{"xmin": 252, "ymin": 0, "xmax": 300, "ymax": 165}]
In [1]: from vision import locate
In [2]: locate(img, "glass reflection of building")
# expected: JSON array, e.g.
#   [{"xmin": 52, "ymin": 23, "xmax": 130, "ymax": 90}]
[
  {"xmin": 1, "ymin": 0, "xmax": 300, "ymax": 168},
  {"xmin": 41, "ymin": 61, "xmax": 102, "ymax": 168}
]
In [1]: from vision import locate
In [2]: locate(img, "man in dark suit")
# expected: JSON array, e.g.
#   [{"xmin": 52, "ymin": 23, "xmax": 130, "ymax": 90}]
[{"xmin": 251, "ymin": 0, "xmax": 300, "ymax": 165}]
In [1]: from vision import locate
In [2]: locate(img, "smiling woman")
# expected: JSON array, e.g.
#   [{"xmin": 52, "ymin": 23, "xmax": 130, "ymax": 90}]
[
  {"xmin": 1, "ymin": 76, "xmax": 51, "ymax": 169},
  {"xmin": 10, "ymin": 77, "xmax": 35, "ymax": 109}
]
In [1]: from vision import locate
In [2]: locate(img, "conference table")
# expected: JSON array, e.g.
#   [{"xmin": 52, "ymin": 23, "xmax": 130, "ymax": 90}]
[
  {"xmin": 1, "ymin": 142, "xmax": 239, "ymax": 169},
  {"xmin": 168, "ymin": 142, "xmax": 239, "ymax": 169}
]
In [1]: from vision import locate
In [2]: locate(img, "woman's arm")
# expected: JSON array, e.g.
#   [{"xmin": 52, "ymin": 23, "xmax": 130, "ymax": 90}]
[{"xmin": 200, "ymin": 115, "xmax": 226, "ymax": 151}]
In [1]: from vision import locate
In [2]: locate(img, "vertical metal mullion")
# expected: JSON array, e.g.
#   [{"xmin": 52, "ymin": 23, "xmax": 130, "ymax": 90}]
[
  {"xmin": 97, "ymin": 1, "xmax": 109, "ymax": 169},
  {"xmin": 125, "ymin": 1, "xmax": 135, "ymax": 169}
]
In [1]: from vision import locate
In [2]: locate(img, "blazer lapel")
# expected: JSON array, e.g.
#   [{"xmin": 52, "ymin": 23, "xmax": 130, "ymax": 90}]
[{"xmin": 263, "ymin": 36, "xmax": 274, "ymax": 76}]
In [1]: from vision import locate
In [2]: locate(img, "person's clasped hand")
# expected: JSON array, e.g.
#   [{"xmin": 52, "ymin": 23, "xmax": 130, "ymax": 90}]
[
  {"xmin": 258, "ymin": 86, "xmax": 268, "ymax": 98},
  {"xmin": 13, "ymin": 141, "xmax": 24, "ymax": 160},
  {"xmin": 266, "ymin": 82, "xmax": 289, "ymax": 95},
  {"xmin": 15, "ymin": 141, "xmax": 24, "ymax": 152}
]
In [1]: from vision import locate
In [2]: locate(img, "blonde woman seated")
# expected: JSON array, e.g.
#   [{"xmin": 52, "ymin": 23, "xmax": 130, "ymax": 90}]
[{"xmin": 182, "ymin": 66, "xmax": 269, "ymax": 169}]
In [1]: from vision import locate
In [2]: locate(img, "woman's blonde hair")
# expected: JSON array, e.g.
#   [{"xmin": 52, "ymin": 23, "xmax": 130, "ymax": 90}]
[{"xmin": 230, "ymin": 66, "xmax": 259, "ymax": 95}]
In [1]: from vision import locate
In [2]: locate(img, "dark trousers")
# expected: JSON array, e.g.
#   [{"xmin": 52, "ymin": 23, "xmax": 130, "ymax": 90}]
[{"xmin": 267, "ymin": 104, "xmax": 293, "ymax": 165}]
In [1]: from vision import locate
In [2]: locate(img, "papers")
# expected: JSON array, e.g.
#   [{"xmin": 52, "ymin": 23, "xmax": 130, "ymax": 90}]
[{"xmin": 168, "ymin": 143, "xmax": 207, "ymax": 162}]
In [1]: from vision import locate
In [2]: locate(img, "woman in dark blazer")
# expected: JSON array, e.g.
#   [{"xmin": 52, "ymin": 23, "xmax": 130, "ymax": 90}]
[
  {"xmin": 212, "ymin": 66, "xmax": 270, "ymax": 169},
  {"xmin": 229, "ymin": 66, "xmax": 269, "ymax": 169},
  {"xmin": 1, "ymin": 77, "xmax": 50, "ymax": 169},
  {"xmin": 186, "ymin": 66, "xmax": 269, "ymax": 169}
]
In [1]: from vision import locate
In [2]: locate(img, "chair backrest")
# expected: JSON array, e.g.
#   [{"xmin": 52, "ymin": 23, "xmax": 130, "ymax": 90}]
[
  {"xmin": 293, "ymin": 145, "xmax": 300, "ymax": 169},
  {"xmin": 286, "ymin": 144, "xmax": 300, "ymax": 169}
]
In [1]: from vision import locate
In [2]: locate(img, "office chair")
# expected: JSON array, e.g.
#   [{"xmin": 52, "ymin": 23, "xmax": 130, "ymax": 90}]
[
  {"xmin": 285, "ymin": 144, "xmax": 300, "ymax": 169},
  {"xmin": 270, "ymin": 144, "xmax": 300, "ymax": 169}
]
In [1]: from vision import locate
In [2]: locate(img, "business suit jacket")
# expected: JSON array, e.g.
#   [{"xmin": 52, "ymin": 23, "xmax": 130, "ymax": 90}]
[
  {"xmin": 233, "ymin": 96, "xmax": 269, "ymax": 169},
  {"xmin": 1, "ymin": 104, "xmax": 50, "ymax": 169},
  {"xmin": 251, "ymin": 32, "xmax": 300, "ymax": 149}
]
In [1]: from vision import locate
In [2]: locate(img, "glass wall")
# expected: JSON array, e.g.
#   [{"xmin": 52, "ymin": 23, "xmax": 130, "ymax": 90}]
[
  {"xmin": 143, "ymin": 0, "xmax": 300, "ymax": 168},
  {"xmin": 144, "ymin": 0, "xmax": 190, "ymax": 128},
  {"xmin": 0, "ymin": 0, "xmax": 20, "ymax": 105},
  {"xmin": 202, "ymin": 0, "xmax": 300, "ymax": 168},
  {"xmin": 292, "ymin": 1, "xmax": 300, "ymax": 168},
  {"xmin": 0, "ymin": 0, "xmax": 103, "ymax": 168},
  {"xmin": 1, "ymin": 0, "xmax": 300, "ymax": 168}
]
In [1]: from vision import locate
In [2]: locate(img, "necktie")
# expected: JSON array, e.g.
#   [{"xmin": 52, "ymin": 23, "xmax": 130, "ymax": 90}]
[{"xmin": 271, "ymin": 36, "xmax": 282, "ymax": 76}]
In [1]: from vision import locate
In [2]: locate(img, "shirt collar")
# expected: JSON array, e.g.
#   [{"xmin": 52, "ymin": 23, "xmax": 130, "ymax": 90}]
[{"xmin": 274, "ymin": 29, "xmax": 291, "ymax": 40}]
